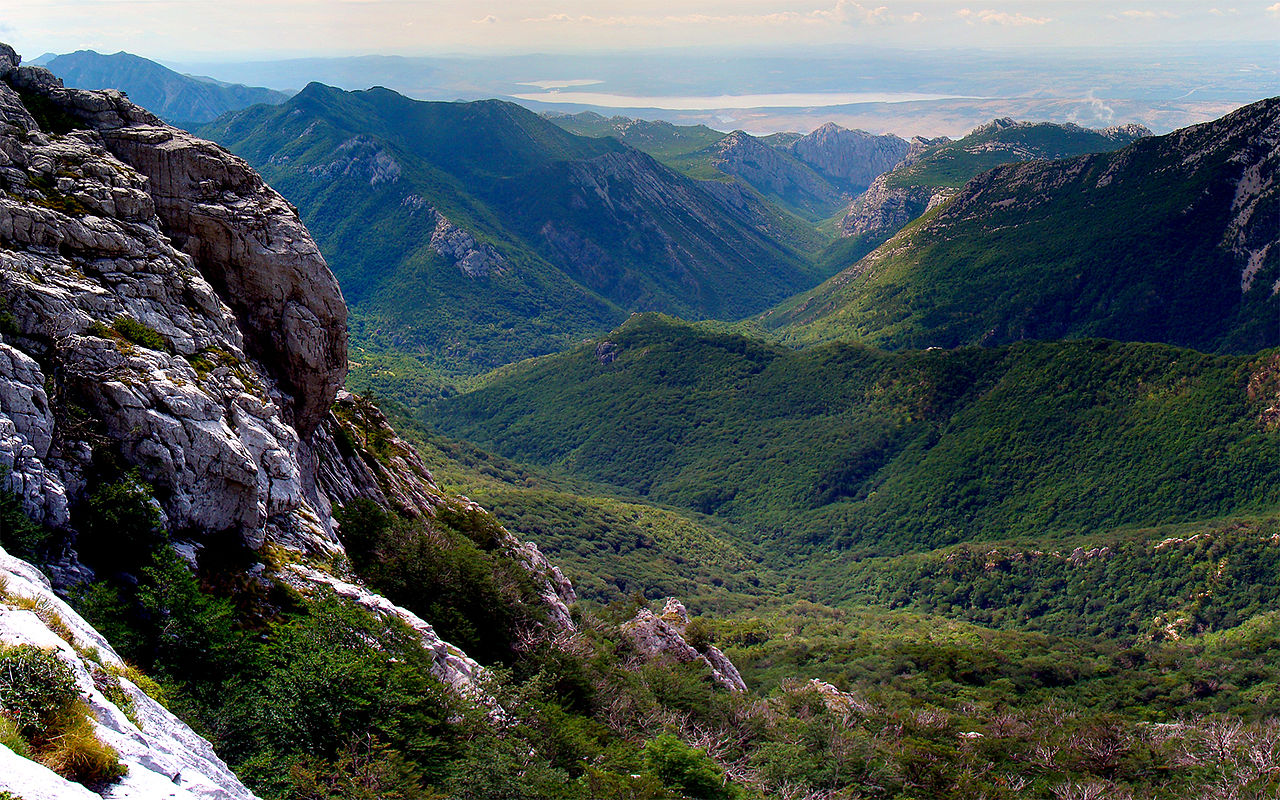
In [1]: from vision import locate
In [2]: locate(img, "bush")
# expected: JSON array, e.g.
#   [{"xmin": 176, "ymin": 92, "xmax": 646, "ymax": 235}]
[
  {"xmin": 0, "ymin": 483, "xmax": 51, "ymax": 561},
  {"xmin": 76, "ymin": 473, "xmax": 165, "ymax": 575},
  {"xmin": 0, "ymin": 643, "xmax": 79, "ymax": 737},
  {"xmin": 110, "ymin": 316, "xmax": 167, "ymax": 351},
  {"xmin": 643, "ymin": 733, "xmax": 735, "ymax": 800}
]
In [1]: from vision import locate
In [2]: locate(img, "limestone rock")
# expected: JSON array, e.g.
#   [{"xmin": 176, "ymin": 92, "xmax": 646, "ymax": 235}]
[{"xmin": 622, "ymin": 598, "xmax": 746, "ymax": 692}]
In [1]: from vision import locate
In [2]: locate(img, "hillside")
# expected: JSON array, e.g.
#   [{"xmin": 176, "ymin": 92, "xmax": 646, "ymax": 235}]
[
  {"xmin": 40, "ymin": 49, "xmax": 288, "ymax": 126},
  {"xmin": 768, "ymin": 98, "xmax": 1279, "ymax": 354},
  {"xmin": 837, "ymin": 118, "xmax": 1150, "ymax": 260},
  {"xmin": 427, "ymin": 314, "xmax": 1280, "ymax": 557},
  {"xmin": 201, "ymin": 85, "xmax": 825, "ymax": 374}
]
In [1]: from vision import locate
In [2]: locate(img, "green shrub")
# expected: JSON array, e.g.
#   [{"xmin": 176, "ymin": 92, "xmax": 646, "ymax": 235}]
[
  {"xmin": 0, "ymin": 483, "xmax": 50, "ymax": 561},
  {"xmin": 0, "ymin": 643, "xmax": 79, "ymax": 737},
  {"xmin": 643, "ymin": 733, "xmax": 735, "ymax": 800},
  {"xmin": 76, "ymin": 473, "xmax": 165, "ymax": 575},
  {"xmin": 110, "ymin": 316, "xmax": 167, "ymax": 351}
]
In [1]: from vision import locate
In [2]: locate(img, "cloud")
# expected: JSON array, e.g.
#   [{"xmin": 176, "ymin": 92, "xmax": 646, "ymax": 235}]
[
  {"xmin": 956, "ymin": 8, "xmax": 1053, "ymax": 25},
  {"xmin": 1112, "ymin": 9, "xmax": 1179, "ymax": 19},
  {"xmin": 811, "ymin": 0, "xmax": 894, "ymax": 25},
  {"xmin": 1268, "ymin": 2, "xmax": 1280, "ymax": 15},
  {"xmin": 473, "ymin": 14, "xmax": 497, "ymax": 24},
  {"xmin": 525, "ymin": 1, "xmax": 917, "ymax": 28}
]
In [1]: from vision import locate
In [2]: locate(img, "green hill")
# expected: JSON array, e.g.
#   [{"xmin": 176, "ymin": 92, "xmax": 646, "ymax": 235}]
[
  {"xmin": 201, "ymin": 85, "xmax": 827, "ymax": 374},
  {"xmin": 772, "ymin": 98, "xmax": 1279, "ymax": 355},
  {"xmin": 426, "ymin": 314, "xmax": 1280, "ymax": 558}
]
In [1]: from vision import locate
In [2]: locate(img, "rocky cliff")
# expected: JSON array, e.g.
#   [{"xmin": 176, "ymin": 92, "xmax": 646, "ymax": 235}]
[
  {"xmin": 0, "ymin": 44, "xmax": 583, "ymax": 797},
  {"xmin": 786, "ymin": 122, "xmax": 908, "ymax": 192}
]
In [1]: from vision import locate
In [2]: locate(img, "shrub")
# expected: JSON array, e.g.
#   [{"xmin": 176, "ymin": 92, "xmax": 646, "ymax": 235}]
[
  {"xmin": 643, "ymin": 733, "xmax": 736, "ymax": 800},
  {"xmin": 76, "ymin": 473, "xmax": 165, "ymax": 575},
  {"xmin": 0, "ymin": 643, "xmax": 79, "ymax": 737},
  {"xmin": 110, "ymin": 316, "xmax": 167, "ymax": 352},
  {"xmin": 0, "ymin": 483, "xmax": 51, "ymax": 561}
]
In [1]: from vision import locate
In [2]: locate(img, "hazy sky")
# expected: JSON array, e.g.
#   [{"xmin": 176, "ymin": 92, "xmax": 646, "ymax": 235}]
[{"xmin": 3, "ymin": 0, "xmax": 1278, "ymax": 61}]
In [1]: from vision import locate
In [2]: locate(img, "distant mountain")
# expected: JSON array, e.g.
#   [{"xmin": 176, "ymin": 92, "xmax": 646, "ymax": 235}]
[
  {"xmin": 41, "ymin": 50, "xmax": 289, "ymax": 126},
  {"xmin": 200, "ymin": 84, "xmax": 826, "ymax": 373},
  {"xmin": 547, "ymin": 113, "xmax": 907, "ymax": 222},
  {"xmin": 544, "ymin": 111, "xmax": 726, "ymax": 178},
  {"xmin": 705, "ymin": 130, "xmax": 849, "ymax": 220},
  {"xmin": 838, "ymin": 118, "xmax": 1151, "ymax": 257},
  {"xmin": 767, "ymin": 98, "xmax": 1279, "ymax": 354}
]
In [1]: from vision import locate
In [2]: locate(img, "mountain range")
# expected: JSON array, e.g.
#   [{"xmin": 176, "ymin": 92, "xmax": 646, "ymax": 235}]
[{"xmin": 198, "ymin": 84, "xmax": 835, "ymax": 377}]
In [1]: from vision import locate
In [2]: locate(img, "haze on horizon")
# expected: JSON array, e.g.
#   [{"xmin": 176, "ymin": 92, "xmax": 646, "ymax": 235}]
[{"xmin": 4, "ymin": 0, "xmax": 1278, "ymax": 61}]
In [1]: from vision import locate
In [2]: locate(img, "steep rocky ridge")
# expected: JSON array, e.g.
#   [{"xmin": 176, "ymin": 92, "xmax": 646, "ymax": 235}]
[
  {"xmin": 706, "ymin": 130, "xmax": 848, "ymax": 220},
  {"xmin": 837, "ymin": 118, "xmax": 1151, "ymax": 247}
]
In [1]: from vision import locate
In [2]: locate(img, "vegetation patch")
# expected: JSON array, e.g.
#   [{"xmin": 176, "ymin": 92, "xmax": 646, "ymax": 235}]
[{"xmin": 0, "ymin": 643, "xmax": 126, "ymax": 787}]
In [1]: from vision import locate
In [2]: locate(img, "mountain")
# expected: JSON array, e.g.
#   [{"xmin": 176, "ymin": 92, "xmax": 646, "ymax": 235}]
[
  {"xmin": 40, "ymin": 49, "xmax": 288, "ymax": 126},
  {"xmin": 704, "ymin": 130, "xmax": 849, "ymax": 220},
  {"xmin": 200, "ymin": 84, "xmax": 826, "ymax": 374},
  {"xmin": 837, "ymin": 118, "xmax": 1150, "ymax": 260},
  {"xmin": 543, "ymin": 111, "xmax": 727, "ymax": 178},
  {"xmin": 427, "ymin": 314, "xmax": 1280, "ymax": 557},
  {"xmin": 767, "ymin": 98, "xmax": 1279, "ymax": 354}
]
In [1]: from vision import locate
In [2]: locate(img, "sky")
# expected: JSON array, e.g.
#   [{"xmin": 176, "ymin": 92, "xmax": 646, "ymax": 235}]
[{"xmin": 2, "ymin": 0, "xmax": 1278, "ymax": 61}]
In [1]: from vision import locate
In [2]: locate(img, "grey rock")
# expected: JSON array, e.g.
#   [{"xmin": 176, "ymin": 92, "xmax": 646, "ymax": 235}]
[{"xmin": 622, "ymin": 598, "xmax": 746, "ymax": 692}]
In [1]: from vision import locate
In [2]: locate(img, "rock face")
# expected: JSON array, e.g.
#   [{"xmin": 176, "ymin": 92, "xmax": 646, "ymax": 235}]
[
  {"xmin": 710, "ymin": 131, "xmax": 847, "ymax": 214},
  {"xmin": 400, "ymin": 196, "xmax": 507, "ymax": 278},
  {"xmin": 838, "ymin": 118, "xmax": 1151, "ymax": 242},
  {"xmin": 0, "ymin": 45, "xmax": 351, "ymax": 557},
  {"xmin": 0, "ymin": 543, "xmax": 260, "ymax": 800},
  {"xmin": 622, "ymin": 598, "xmax": 746, "ymax": 692},
  {"xmin": 786, "ymin": 122, "xmax": 909, "ymax": 192}
]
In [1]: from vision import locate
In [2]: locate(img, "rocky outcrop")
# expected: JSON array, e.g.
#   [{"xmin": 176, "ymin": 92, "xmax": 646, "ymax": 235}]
[
  {"xmin": 1, "ymin": 50, "xmax": 346, "ymax": 436},
  {"xmin": 0, "ymin": 46, "xmax": 346, "ymax": 557},
  {"xmin": 838, "ymin": 173, "xmax": 938, "ymax": 240},
  {"xmin": 786, "ymin": 123, "xmax": 909, "ymax": 192},
  {"xmin": 622, "ymin": 598, "xmax": 745, "ymax": 692},
  {"xmin": 0, "ymin": 544, "xmax": 259, "ymax": 800},
  {"xmin": 400, "ymin": 196, "xmax": 506, "ymax": 278},
  {"xmin": 838, "ymin": 118, "xmax": 1151, "ymax": 241}
]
